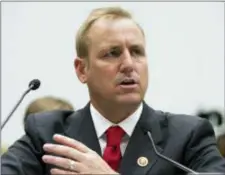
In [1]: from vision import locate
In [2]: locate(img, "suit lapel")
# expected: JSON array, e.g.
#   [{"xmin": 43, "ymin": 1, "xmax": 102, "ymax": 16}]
[
  {"xmin": 119, "ymin": 102, "xmax": 165, "ymax": 175},
  {"xmin": 64, "ymin": 102, "xmax": 166, "ymax": 175},
  {"xmin": 64, "ymin": 103, "xmax": 102, "ymax": 156}
]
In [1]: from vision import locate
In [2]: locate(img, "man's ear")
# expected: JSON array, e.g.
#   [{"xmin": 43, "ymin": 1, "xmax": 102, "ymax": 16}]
[{"xmin": 74, "ymin": 57, "xmax": 88, "ymax": 83}]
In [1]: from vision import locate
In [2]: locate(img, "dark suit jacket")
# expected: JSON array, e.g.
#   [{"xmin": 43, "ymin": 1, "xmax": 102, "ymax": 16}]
[{"xmin": 2, "ymin": 102, "xmax": 225, "ymax": 175}]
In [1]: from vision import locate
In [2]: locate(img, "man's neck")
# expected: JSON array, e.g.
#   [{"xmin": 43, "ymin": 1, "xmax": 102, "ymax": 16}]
[{"xmin": 90, "ymin": 99, "xmax": 142, "ymax": 124}]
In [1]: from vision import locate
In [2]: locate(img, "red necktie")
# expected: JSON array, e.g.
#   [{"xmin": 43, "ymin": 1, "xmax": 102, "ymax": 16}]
[{"xmin": 103, "ymin": 126, "xmax": 125, "ymax": 171}]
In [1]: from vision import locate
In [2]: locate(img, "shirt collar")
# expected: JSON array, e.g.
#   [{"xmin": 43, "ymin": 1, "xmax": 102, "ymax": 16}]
[{"xmin": 90, "ymin": 103, "xmax": 143, "ymax": 138}]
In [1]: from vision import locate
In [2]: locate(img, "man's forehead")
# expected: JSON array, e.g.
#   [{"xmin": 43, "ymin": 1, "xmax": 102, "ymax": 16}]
[
  {"xmin": 92, "ymin": 17, "xmax": 135, "ymax": 28},
  {"xmin": 87, "ymin": 18, "xmax": 145, "ymax": 48}
]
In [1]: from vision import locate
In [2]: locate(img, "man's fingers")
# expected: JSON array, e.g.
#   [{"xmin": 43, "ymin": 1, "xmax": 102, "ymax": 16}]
[
  {"xmin": 53, "ymin": 134, "xmax": 90, "ymax": 153},
  {"xmin": 42, "ymin": 155, "xmax": 82, "ymax": 172},
  {"xmin": 43, "ymin": 143, "xmax": 83, "ymax": 161},
  {"xmin": 51, "ymin": 168, "xmax": 77, "ymax": 175}
]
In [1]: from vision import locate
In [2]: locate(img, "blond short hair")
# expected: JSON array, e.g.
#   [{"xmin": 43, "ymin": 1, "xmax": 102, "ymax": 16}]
[
  {"xmin": 75, "ymin": 6, "xmax": 144, "ymax": 59},
  {"xmin": 24, "ymin": 96, "xmax": 74, "ymax": 124}
]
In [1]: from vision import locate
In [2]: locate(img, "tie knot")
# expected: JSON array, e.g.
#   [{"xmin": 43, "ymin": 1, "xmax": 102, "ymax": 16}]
[{"xmin": 105, "ymin": 126, "xmax": 125, "ymax": 146}]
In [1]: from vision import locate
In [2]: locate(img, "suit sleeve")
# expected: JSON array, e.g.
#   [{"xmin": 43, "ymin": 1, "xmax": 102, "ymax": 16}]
[
  {"xmin": 184, "ymin": 119, "xmax": 225, "ymax": 172},
  {"xmin": 1, "ymin": 115, "xmax": 45, "ymax": 175}
]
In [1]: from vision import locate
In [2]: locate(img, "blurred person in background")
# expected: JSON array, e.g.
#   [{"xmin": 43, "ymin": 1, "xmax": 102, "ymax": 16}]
[
  {"xmin": 217, "ymin": 134, "xmax": 225, "ymax": 158},
  {"xmin": 1, "ymin": 96, "xmax": 74, "ymax": 154},
  {"xmin": 197, "ymin": 110, "xmax": 223, "ymax": 127},
  {"xmin": 197, "ymin": 109, "xmax": 225, "ymax": 156},
  {"xmin": 1, "ymin": 145, "xmax": 8, "ymax": 155},
  {"xmin": 23, "ymin": 96, "xmax": 74, "ymax": 125}
]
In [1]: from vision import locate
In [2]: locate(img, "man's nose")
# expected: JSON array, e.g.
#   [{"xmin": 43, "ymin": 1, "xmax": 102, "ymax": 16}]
[{"xmin": 120, "ymin": 50, "xmax": 134, "ymax": 73}]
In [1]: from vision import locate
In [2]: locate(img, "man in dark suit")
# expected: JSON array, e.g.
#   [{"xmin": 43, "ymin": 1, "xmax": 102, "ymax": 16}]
[{"xmin": 2, "ymin": 6, "xmax": 225, "ymax": 175}]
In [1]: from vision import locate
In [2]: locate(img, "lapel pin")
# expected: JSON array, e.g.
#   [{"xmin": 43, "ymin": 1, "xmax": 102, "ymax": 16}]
[{"xmin": 137, "ymin": 156, "xmax": 148, "ymax": 167}]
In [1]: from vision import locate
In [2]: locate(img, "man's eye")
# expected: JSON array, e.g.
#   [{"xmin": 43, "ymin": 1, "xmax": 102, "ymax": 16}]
[
  {"xmin": 131, "ymin": 48, "xmax": 145, "ymax": 57},
  {"xmin": 104, "ymin": 49, "xmax": 121, "ymax": 58}
]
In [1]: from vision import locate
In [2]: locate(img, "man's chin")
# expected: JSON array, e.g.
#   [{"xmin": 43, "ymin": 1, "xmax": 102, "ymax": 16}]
[{"xmin": 115, "ymin": 94, "xmax": 142, "ymax": 105}]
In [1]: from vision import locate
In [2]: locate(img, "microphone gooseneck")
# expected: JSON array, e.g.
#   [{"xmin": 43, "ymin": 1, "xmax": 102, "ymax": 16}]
[
  {"xmin": 1, "ymin": 79, "xmax": 41, "ymax": 130},
  {"xmin": 146, "ymin": 131, "xmax": 198, "ymax": 174}
]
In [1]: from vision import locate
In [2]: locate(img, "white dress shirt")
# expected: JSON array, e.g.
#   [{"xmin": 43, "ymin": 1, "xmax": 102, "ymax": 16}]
[{"xmin": 90, "ymin": 103, "xmax": 143, "ymax": 156}]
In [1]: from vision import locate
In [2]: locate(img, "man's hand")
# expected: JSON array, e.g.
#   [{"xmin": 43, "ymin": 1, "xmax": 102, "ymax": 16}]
[{"xmin": 42, "ymin": 134, "xmax": 118, "ymax": 175}]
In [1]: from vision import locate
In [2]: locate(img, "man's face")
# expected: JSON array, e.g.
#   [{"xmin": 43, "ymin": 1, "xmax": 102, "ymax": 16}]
[{"xmin": 76, "ymin": 18, "xmax": 148, "ymax": 105}]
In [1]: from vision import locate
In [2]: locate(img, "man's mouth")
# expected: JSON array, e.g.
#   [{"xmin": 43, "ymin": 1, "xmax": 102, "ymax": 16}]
[{"xmin": 120, "ymin": 79, "xmax": 136, "ymax": 85}]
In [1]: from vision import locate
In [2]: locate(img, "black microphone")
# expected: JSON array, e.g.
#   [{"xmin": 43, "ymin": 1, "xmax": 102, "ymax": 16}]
[
  {"xmin": 1, "ymin": 79, "xmax": 41, "ymax": 130},
  {"xmin": 142, "ymin": 118, "xmax": 224, "ymax": 175},
  {"xmin": 141, "ymin": 117, "xmax": 198, "ymax": 174},
  {"xmin": 145, "ymin": 130, "xmax": 198, "ymax": 174}
]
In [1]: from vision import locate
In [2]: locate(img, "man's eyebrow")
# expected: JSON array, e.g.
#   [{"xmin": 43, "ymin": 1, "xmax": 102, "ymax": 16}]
[
  {"xmin": 98, "ymin": 45, "xmax": 121, "ymax": 53},
  {"xmin": 99, "ymin": 44, "xmax": 121, "ymax": 50},
  {"xmin": 99, "ymin": 43, "xmax": 144, "ymax": 49},
  {"xmin": 130, "ymin": 44, "xmax": 144, "ymax": 48},
  {"xmin": 97, "ymin": 43, "xmax": 145, "ymax": 54}
]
